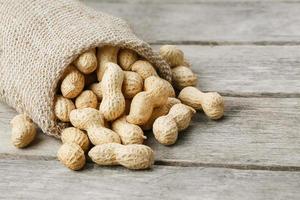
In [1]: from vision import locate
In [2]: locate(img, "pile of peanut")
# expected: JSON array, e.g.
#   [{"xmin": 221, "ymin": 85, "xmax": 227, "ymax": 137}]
[{"xmin": 10, "ymin": 45, "xmax": 224, "ymax": 170}]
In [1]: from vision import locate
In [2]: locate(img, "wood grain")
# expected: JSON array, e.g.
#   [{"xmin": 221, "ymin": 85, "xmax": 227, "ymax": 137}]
[
  {"xmin": 82, "ymin": 0, "xmax": 300, "ymax": 3},
  {"xmin": 84, "ymin": 2, "xmax": 300, "ymax": 44},
  {"xmin": 1, "ymin": 96, "xmax": 300, "ymax": 168},
  {"xmin": 83, "ymin": 0, "xmax": 300, "ymax": 2},
  {"xmin": 1, "ymin": 158, "xmax": 300, "ymax": 200},
  {"xmin": 153, "ymin": 45, "xmax": 300, "ymax": 97},
  {"xmin": 147, "ymin": 97, "xmax": 300, "ymax": 168}
]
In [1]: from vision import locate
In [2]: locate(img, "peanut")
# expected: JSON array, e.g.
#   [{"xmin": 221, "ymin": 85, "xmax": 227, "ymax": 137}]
[
  {"xmin": 96, "ymin": 46, "xmax": 119, "ymax": 80},
  {"xmin": 89, "ymin": 82, "xmax": 102, "ymax": 100},
  {"xmin": 61, "ymin": 127, "xmax": 90, "ymax": 152},
  {"xmin": 122, "ymin": 71, "xmax": 143, "ymax": 99},
  {"xmin": 89, "ymin": 143, "xmax": 154, "ymax": 170},
  {"xmin": 127, "ymin": 76, "xmax": 169, "ymax": 125},
  {"xmin": 162, "ymin": 79, "xmax": 176, "ymax": 97},
  {"xmin": 90, "ymin": 72, "xmax": 144, "ymax": 101},
  {"xmin": 112, "ymin": 116, "xmax": 146, "ymax": 144},
  {"xmin": 99, "ymin": 62, "xmax": 125, "ymax": 121},
  {"xmin": 159, "ymin": 45, "xmax": 184, "ymax": 67},
  {"xmin": 153, "ymin": 103, "xmax": 195, "ymax": 145},
  {"xmin": 73, "ymin": 49, "xmax": 97, "ymax": 74},
  {"xmin": 141, "ymin": 97, "xmax": 181, "ymax": 131},
  {"xmin": 131, "ymin": 60, "xmax": 158, "ymax": 79},
  {"xmin": 57, "ymin": 143, "xmax": 85, "ymax": 170},
  {"xmin": 75, "ymin": 90, "xmax": 98, "ymax": 109},
  {"xmin": 118, "ymin": 49, "xmax": 138, "ymax": 70},
  {"xmin": 172, "ymin": 66, "xmax": 197, "ymax": 90},
  {"xmin": 60, "ymin": 66, "xmax": 85, "ymax": 99},
  {"xmin": 54, "ymin": 96, "xmax": 75, "ymax": 122},
  {"xmin": 178, "ymin": 86, "xmax": 224, "ymax": 120},
  {"xmin": 10, "ymin": 114, "xmax": 37, "ymax": 148},
  {"xmin": 70, "ymin": 108, "xmax": 121, "ymax": 145},
  {"xmin": 183, "ymin": 58, "xmax": 191, "ymax": 67}
]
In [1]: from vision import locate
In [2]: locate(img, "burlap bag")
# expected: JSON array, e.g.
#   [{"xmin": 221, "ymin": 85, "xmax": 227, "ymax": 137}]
[{"xmin": 0, "ymin": 0, "xmax": 172, "ymax": 138}]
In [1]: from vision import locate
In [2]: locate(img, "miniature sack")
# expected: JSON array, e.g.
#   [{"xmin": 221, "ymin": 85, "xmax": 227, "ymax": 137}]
[{"xmin": 0, "ymin": 0, "xmax": 171, "ymax": 138}]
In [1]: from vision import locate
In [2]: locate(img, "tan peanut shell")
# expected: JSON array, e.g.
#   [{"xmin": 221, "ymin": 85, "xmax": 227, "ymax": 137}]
[
  {"xmin": 122, "ymin": 71, "xmax": 143, "ymax": 99},
  {"xmin": 153, "ymin": 103, "xmax": 195, "ymax": 145},
  {"xmin": 96, "ymin": 46, "xmax": 120, "ymax": 80},
  {"xmin": 118, "ymin": 49, "xmax": 138, "ymax": 70},
  {"xmin": 61, "ymin": 127, "xmax": 90, "ymax": 152},
  {"xmin": 75, "ymin": 90, "xmax": 98, "ymax": 109},
  {"xmin": 69, "ymin": 108, "xmax": 121, "ymax": 145},
  {"xmin": 143, "ymin": 76, "xmax": 169, "ymax": 107},
  {"xmin": 89, "ymin": 143, "xmax": 154, "ymax": 170},
  {"xmin": 57, "ymin": 143, "xmax": 86, "ymax": 171},
  {"xmin": 141, "ymin": 97, "xmax": 181, "ymax": 131},
  {"xmin": 89, "ymin": 82, "xmax": 102, "ymax": 100},
  {"xmin": 127, "ymin": 76, "xmax": 169, "ymax": 125},
  {"xmin": 100, "ymin": 62, "xmax": 125, "ymax": 121},
  {"xmin": 172, "ymin": 66, "xmax": 197, "ymax": 89},
  {"xmin": 60, "ymin": 66, "xmax": 85, "ymax": 98},
  {"xmin": 112, "ymin": 116, "xmax": 146, "ymax": 144},
  {"xmin": 159, "ymin": 45, "xmax": 184, "ymax": 67},
  {"xmin": 178, "ymin": 86, "xmax": 224, "ymax": 120},
  {"xmin": 54, "ymin": 96, "xmax": 75, "ymax": 122},
  {"xmin": 162, "ymin": 79, "xmax": 176, "ymax": 97},
  {"xmin": 183, "ymin": 58, "xmax": 191, "ymax": 67},
  {"xmin": 131, "ymin": 60, "xmax": 158, "ymax": 79},
  {"xmin": 10, "ymin": 114, "xmax": 37, "ymax": 148},
  {"xmin": 73, "ymin": 49, "xmax": 97, "ymax": 74}
]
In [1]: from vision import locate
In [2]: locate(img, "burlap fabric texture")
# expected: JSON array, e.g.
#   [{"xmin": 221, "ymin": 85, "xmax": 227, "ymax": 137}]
[{"xmin": 0, "ymin": 0, "xmax": 172, "ymax": 138}]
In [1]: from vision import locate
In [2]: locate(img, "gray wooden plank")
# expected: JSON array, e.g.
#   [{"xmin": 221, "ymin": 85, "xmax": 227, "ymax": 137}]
[
  {"xmin": 153, "ymin": 45, "xmax": 300, "ymax": 96},
  {"xmin": 146, "ymin": 97, "xmax": 300, "ymax": 168},
  {"xmin": 82, "ymin": 0, "xmax": 300, "ymax": 4},
  {"xmin": 1, "ymin": 158, "xmax": 300, "ymax": 200},
  {"xmin": 1, "ymin": 97, "xmax": 300, "ymax": 168},
  {"xmin": 84, "ymin": 2, "xmax": 300, "ymax": 43}
]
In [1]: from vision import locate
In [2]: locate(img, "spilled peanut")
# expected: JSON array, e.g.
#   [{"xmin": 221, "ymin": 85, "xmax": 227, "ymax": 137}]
[
  {"xmin": 57, "ymin": 143, "xmax": 86, "ymax": 170},
  {"xmin": 127, "ymin": 76, "xmax": 169, "ymax": 125},
  {"xmin": 112, "ymin": 116, "xmax": 146, "ymax": 144},
  {"xmin": 153, "ymin": 104, "xmax": 195, "ymax": 145},
  {"xmin": 99, "ymin": 62, "xmax": 125, "ymax": 121},
  {"xmin": 89, "ymin": 143, "xmax": 154, "ymax": 170},
  {"xmin": 70, "ymin": 108, "xmax": 121, "ymax": 145},
  {"xmin": 61, "ymin": 127, "xmax": 90, "ymax": 152},
  {"xmin": 96, "ymin": 46, "xmax": 119, "ymax": 80},
  {"xmin": 178, "ymin": 86, "xmax": 224, "ymax": 120},
  {"xmin": 11, "ymin": 114, "xmax": 37, "ymax": 148}
]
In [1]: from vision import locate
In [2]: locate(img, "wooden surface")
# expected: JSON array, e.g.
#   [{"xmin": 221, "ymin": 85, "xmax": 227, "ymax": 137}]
[
  {"xmin": 1, "ymin": 0, "xmax": 300, "ymax": 199},
  {"xmin": 85, "ymin": 1, "xmax": 300, "ymax": 44},
  {"xmin": 1, "ymin": 158, "xmax": 300, "ymax": 200},
  {"xmin": 152, "ymin": 45, "xmax": 300, "ymax": 97},
  {"xmin": 2, "ymin": 97, "xmax": 300, "ymax": 169}
]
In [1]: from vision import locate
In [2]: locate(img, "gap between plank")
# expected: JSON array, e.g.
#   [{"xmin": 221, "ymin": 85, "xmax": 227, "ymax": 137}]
[
  {"xmin": 217, "ymin": 92, "xmax": 300, "ymax": 98},
  {"xmin": 82, "ymin": 0, "xmax": 300, "ymax": 5},
  {"xmin": 1, "ymin": 153, "xmax": 300, "ymax": 172},
  {"xmin": 149, "ymin": 41, "xmax": 300, "ymax": 46},
  {"xmin": 155, "ymin": 160, "xmax": 300, "ymax": 172}
]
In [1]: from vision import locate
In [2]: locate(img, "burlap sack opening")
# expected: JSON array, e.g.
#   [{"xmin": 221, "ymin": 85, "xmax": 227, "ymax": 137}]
[{"xmin": 0, "ymin": 0, "xmax": 171, "ymax": 138}]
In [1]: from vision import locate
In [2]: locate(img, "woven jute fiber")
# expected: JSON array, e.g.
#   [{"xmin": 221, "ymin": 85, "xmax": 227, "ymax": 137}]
[{"xmin": 0, "ymin": 0, "xmax": 171, "ymax": 138}]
